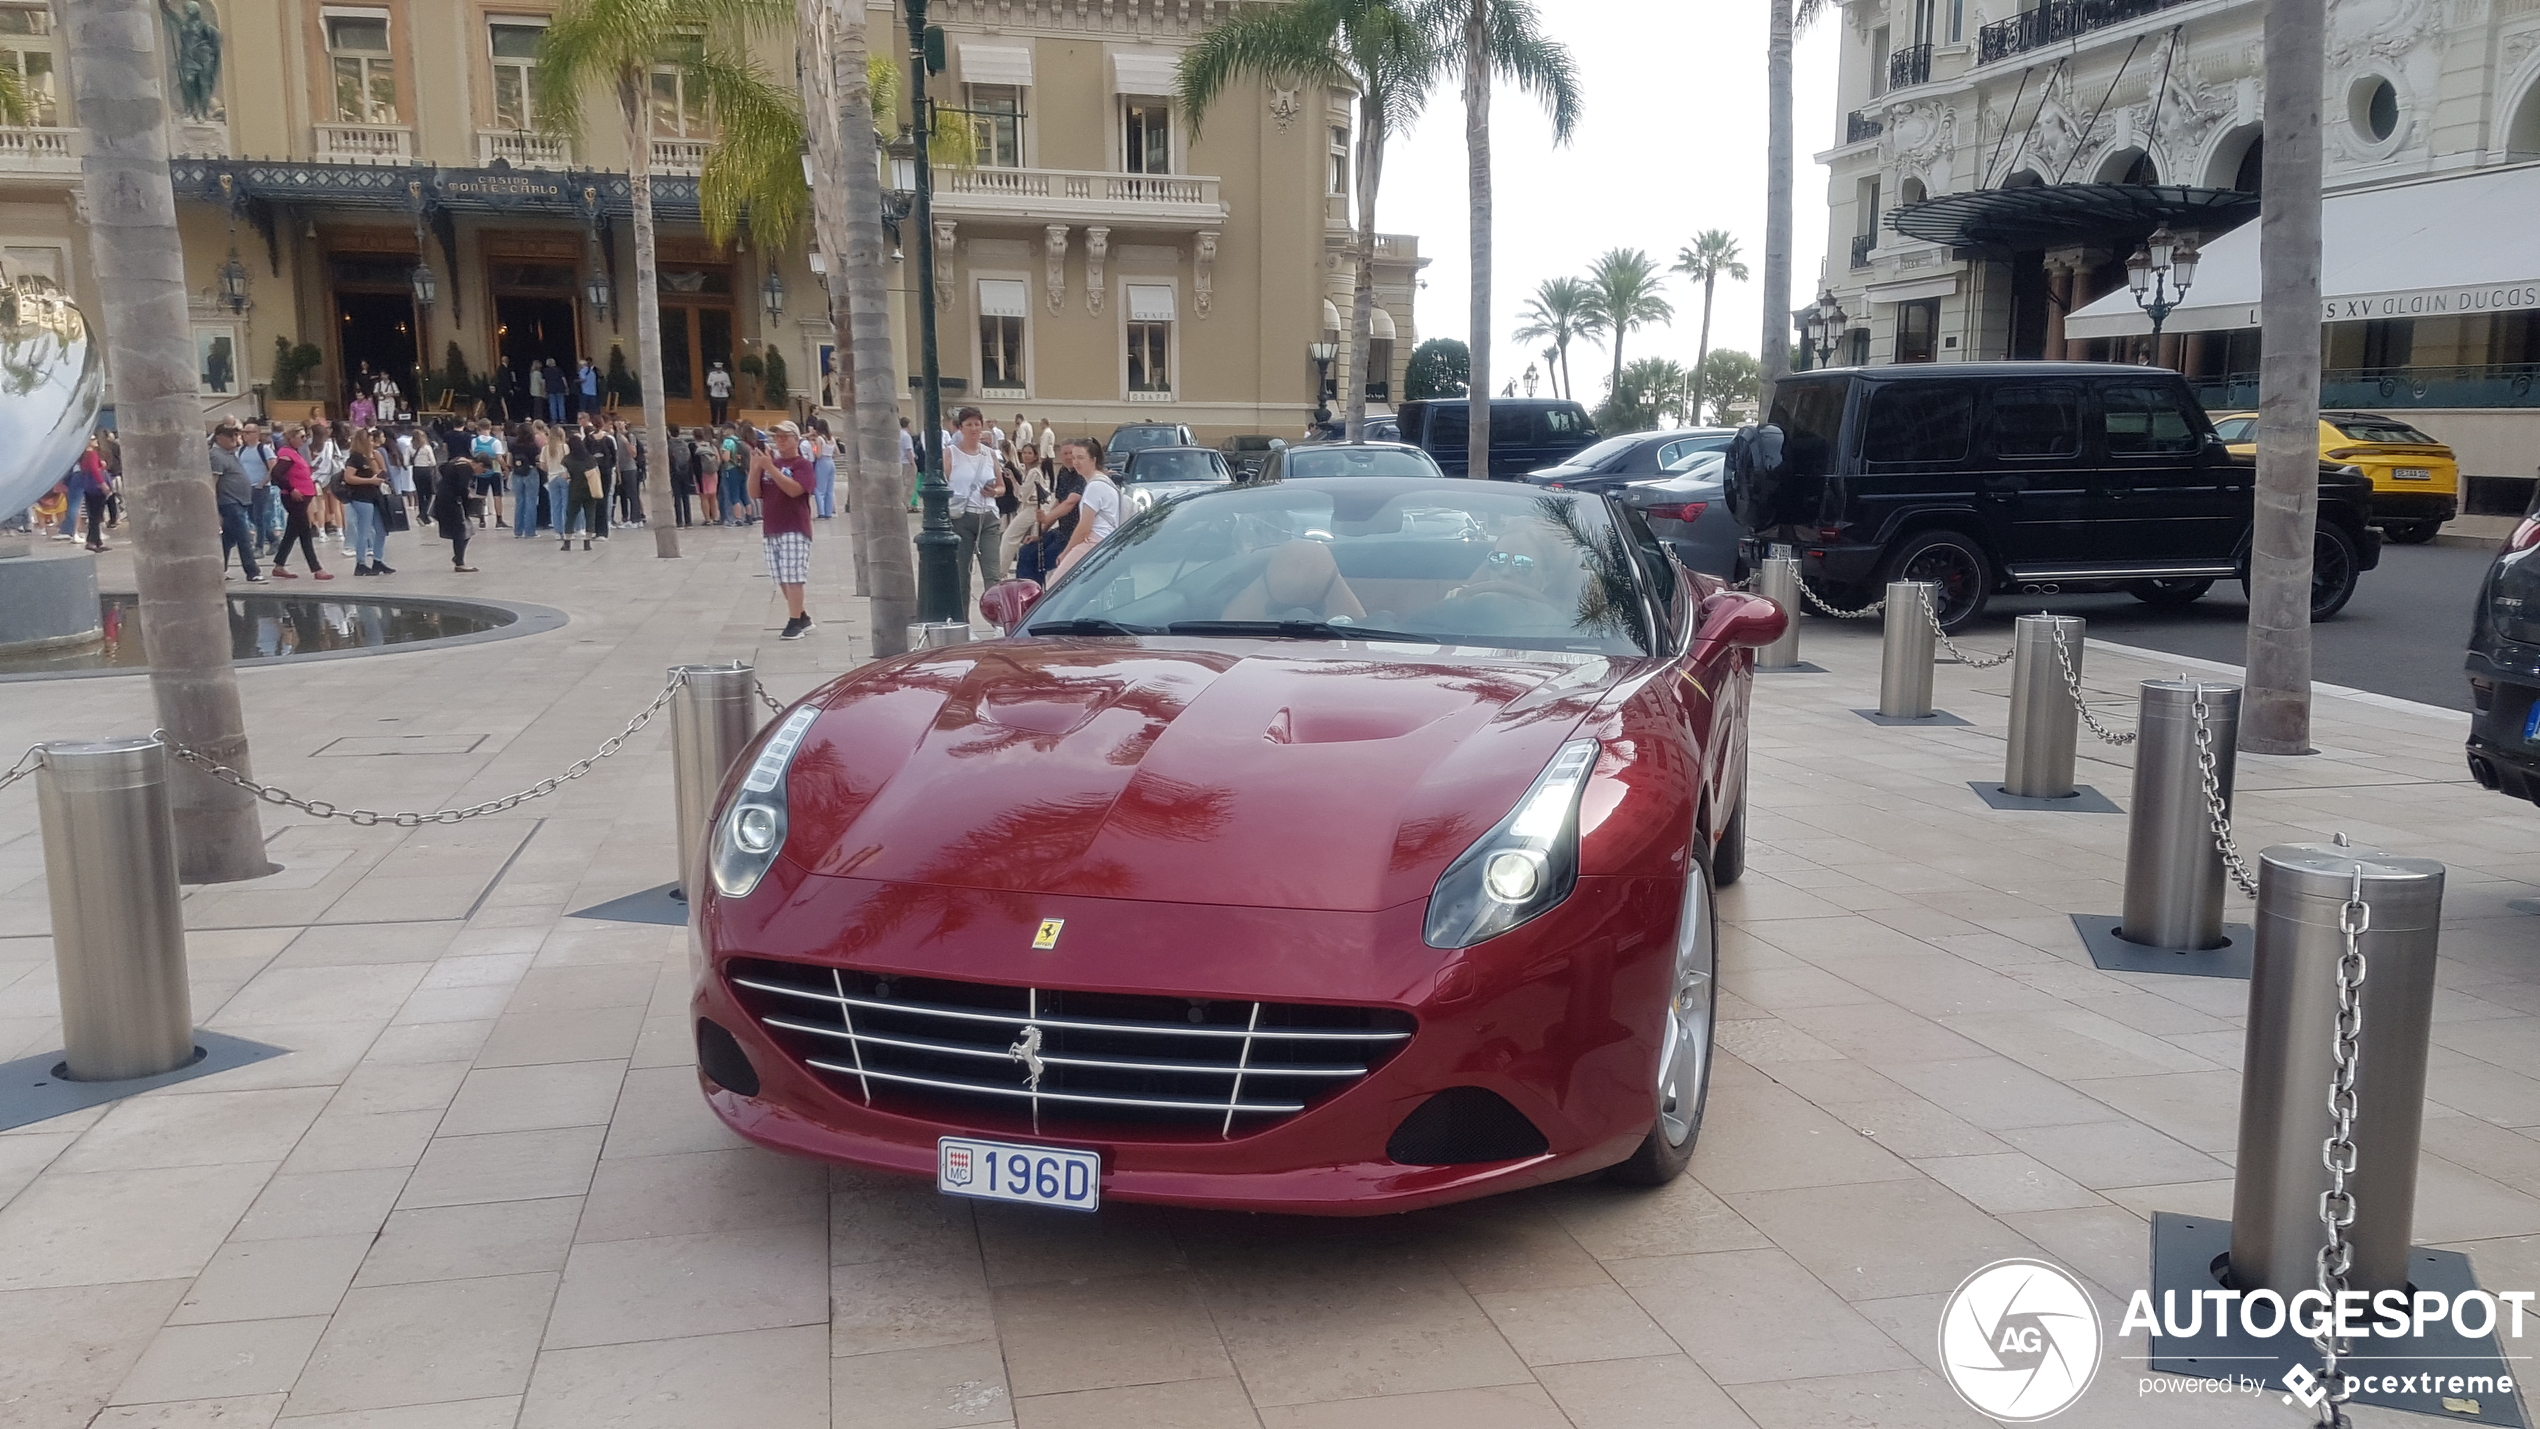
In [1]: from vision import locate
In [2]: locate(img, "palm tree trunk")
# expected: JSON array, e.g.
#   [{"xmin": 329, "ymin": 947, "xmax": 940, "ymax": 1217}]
[
  {"xmin": 2243, "ymin": 0, "xmax": 2323, "ymax": 752},
  {"xmin": 1693, "ymin": 276, "xmax": 1716, "ymax": 425},
  {"xmin": 1464, "ymin": 0, "xmax": 1491, "ymax": 478},
  {"xmin": 1608, "ymin": 323, "xmax": 1625, "ymax": 402},
  {"xmin": 61, "ymin": 0, "xmax": 267, "ymax": 881},
  {"xmin": 797, "ymin": 0, "xmax": 865, "ymax": 596},
  {"xmin": 620, "ymin": 76, "xmax": 681, "ymax": 561},
  {"xmin": 1346, "ymin": 94, "xmax": 1384, "ymax": 444},
  {"xmin": 1761, "ymin": 0, "xmax": 1795, "ymax": 385},
  {"xmin": 836, "ymin": 17, "xmax": 918, "ymax": 652}
]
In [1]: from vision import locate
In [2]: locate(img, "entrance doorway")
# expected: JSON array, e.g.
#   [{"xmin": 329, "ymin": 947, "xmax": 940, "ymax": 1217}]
[
  {"xmin": 333, "ymin": 289, "xmax": 421, "ymax": 415},
  {"xmin": 653, "ymin": 263, "xmax": 736, "ymax": 427},
  {"xmin": 488, "ymin": 257, "xmax": 584, "ymax": 423}
]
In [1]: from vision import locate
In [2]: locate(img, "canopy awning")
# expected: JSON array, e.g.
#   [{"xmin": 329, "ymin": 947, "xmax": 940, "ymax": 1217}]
[
  {"xmin": 1886, "ymin": 183, "xmax": 2257, "ymax": 251},
  {"xmin": 2067, "ymin": 165, "xmax": 2540, "ymax": 339}
]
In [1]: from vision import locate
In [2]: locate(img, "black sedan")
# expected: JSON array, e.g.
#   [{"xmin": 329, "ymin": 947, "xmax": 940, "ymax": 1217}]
[
  {"xmin": 2466, "ymin": 504, "xmax": 2540, "ymax": 806},
  {"xmin": 1524, "ymin": 429, "xmax": 1738, "ymax": 488}
]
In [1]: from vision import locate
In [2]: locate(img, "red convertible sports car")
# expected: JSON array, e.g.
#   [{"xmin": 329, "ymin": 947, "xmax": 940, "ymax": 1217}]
[{"xmin": 691, "ymin": 476, "xmax": 1785, "ymax": 1214}]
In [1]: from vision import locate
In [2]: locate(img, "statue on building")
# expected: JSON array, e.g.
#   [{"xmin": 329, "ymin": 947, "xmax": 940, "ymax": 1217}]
[{"xmin": 160, "ymin": 0, "xmax": 224, "ymax": 123}]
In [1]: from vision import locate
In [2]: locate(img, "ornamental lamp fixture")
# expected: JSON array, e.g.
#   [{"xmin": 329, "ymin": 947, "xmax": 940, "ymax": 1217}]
[
  {"xmin": 409, "ymin": 260, "xmax": 437, "ymax": 312},
  {"xmin": 761, "ymin": 268, "xmax": 786, "ymax": 321},
  {"xmin": 1522, "ymin": 362, "xmax": 1540, "ymax": 398},
  {"xmin": 217, "ymin": 247, "xmax": 249, "ymax": 314},
  {"xmin": 2124, "ymin": 223, "xmax": 2198, "ymax": 352},
  {"xmin": 1308, "ymin": 339, "xmax": 1338, "ymax": 365},
  {"xmin": 1802, "ymin": 291, "xmax": 1848, "ymax": 368},
  {"xmin": 585, "ymin": 269, "xmax": 611, "ymax": 319}
]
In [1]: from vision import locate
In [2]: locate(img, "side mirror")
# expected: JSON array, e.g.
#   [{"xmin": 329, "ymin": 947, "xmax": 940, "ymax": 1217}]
[
  {"xmin": 1693, "ymin": 590, "xmax": 1788, "ymax": 656},
  {"xmin": 979, "ymin": 579, "xmax": 1043, "ymax": 635}
]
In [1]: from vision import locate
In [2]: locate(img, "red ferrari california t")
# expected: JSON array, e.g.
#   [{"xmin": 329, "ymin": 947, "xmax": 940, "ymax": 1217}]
[{"xmin": 690, "ymin": 475, "xmax": 1784, "ymax": 1214}]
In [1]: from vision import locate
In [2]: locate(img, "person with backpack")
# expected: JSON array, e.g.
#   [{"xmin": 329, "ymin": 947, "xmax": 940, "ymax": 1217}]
[
  {"xmin": 265, "ymin": 426, "xmax": 330, "ymax": 579},
  {"xmin": 667, "ymin": 426, "xmax": 697, "ymax": 527},
  {"xmin": 434, "ymin": 451, "xmax": 483, "ymax": 573}
]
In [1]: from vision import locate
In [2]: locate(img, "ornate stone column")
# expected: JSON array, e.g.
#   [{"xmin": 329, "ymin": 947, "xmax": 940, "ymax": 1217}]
[
  {"xmin": 1193, "ymin": 231, "xmax": 1218, "ymax": 319},
  {"xmin": 1083, "ymin": 226, "xmax": 1109, "ymax": 316},
  {"xmin": 1043, "ymin": 225, "xmax": 1068, "ymax": 314}
]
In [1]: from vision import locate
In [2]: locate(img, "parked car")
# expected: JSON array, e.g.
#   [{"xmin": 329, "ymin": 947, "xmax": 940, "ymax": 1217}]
[
  {"xmin": 1221, "ymin": 434, "xmax": 1280, "ymax": 479},
  {"xmin": 1609, "ymin": 457, "xmax": 1745, "ymax": 583},
  {"xmin": 1253, "ymin": 440, "xmax": 1445, "ymax": 483},
  {"xmin": 1727, "ymin": 362, "xmax": 2382, "ymax": 630},
  {"xmin": 1394, "ymin": 398, "xmax": 1598, "ymax": 478},
  {"xmin": 1523, "ymin": 429, "xmax": 1738, "ymax": 486},
  {"xmin": 2464, "ymin": 493, "xmax": 2540, "ymax": 805},
  {"xmin": 1117, "ymin": 445, "xmax": 1234, "ymax": 514},
  {"xmin": 1105, "ymin": 421, "xmax": 1196, "ymax": 473},
  {"xmin": 2211, "ymin": 410, "xmax": 2460, "ymax": 544},
  {"xmin": 1304, "ymin": 415, "xmax": 1401, "ymax": 443}
]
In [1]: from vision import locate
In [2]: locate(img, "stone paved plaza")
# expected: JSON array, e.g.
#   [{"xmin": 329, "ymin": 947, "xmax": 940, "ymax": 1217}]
[{"xmin": 0, "ymin": 529, "xmax": 2533, "ymax": 1428}]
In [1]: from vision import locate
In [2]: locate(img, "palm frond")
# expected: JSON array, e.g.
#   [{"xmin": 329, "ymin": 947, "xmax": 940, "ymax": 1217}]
[
  {"xmin": 1671, "ymin": 229, "xmax": 1749, "ymax": 285},
  {"xmin": 1177, "ymin": 2, "xmax": 1357, "ymax": 135},
  {"xmin": 536, "ymin": 0, "xmax": 795, "ymax": 140},
  {"xmin": 1483, "ymin": 0, "xmax": 1581, "ymax": 143},
  {"xmin": 0, "ymin": 65, "xmax": 29, "ymax": 129},
  {"xmin": 689, "ymin": 46, "xmax": 809, "ymax": 249}
]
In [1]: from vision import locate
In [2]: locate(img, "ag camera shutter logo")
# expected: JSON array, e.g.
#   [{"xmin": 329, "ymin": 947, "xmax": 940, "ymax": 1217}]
[{"xmin": 1938, "ymin": 1259, "xmax": 2103, "ymax": 1421}]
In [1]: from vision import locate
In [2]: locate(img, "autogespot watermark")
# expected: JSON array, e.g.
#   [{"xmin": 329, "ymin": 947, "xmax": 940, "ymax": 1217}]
[{"xmin": 1940, "ymin": 1258, "xmax": 2531, "ymax": 1421}]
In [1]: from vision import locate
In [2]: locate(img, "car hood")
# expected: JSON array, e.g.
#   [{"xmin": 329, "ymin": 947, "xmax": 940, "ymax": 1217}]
[{"xmin": 777, "ymin": 638, "xmax": 1625, "ymax": 912}]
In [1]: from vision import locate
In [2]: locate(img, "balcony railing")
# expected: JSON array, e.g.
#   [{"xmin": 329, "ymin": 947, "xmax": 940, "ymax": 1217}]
[
  {"xmin": 901, "ymin": 162, "xmax": 1226, "ymax": 224},
  {"xmin": 1845, "ymin": 110, "xmax": 1885, "ymax": 145},
  {"xmin": 651, "ymin": 137, "xmax": 711, "ymax": 175},
  {"xmin": 314, "ymin": 122, "xmax": 413, "ymax": 163},
  {"xmin": 479, "ymin": 130, "xmax": 573, "ymax": 169},
  {"xmin": 1850, "ymin": 233, "xmax": 1878, "ymax": 269},
  {"xmin": 0, "ymin": 126, "xmax": 77, "ymax": 174},
  {"xmin": 2188, "ymin": 364, "xmax": 2540, "ymax": 412},
  {"xmin": 1887, "ymin": 43, "xmax": 1932, "ymax": 89},
  {"xmin": 1980, "ymin": 0, "xmax": 2195, "ymax": 64}
]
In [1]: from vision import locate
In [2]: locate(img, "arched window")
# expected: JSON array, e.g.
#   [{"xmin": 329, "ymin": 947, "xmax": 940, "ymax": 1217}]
[
  {"xmin": 2507, "ymin": 84, "xmax": 2540, "ymax": 158},
  {"xmin": 2096, "ymin": 148, "xmax": 2157, "ymax": 185},
  {"xmin": 1900, "ymin": 176, "xmax": 1929, "ymax": 205}
]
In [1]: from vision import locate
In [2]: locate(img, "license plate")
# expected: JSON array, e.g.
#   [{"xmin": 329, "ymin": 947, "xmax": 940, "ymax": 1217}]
[
  {"xmin": 2524, "ymin": 703, "xmax": 2540, "ymax": 743},
  {"xmin": 2394, "ymin": 468, "xmax": 2432, "ymax": 481},
  {"xmin": 936, "ymin": 1136, "xmax": 1100, "ymax": 1211}
]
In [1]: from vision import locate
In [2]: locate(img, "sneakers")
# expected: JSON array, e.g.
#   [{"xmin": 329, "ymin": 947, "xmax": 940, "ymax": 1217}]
[
  {"xmin": 779, "ymin": 615, "xmax": 815, "ymax": 640},
  {"xmin": 373, "ymin": 563, "xmax": 395, "ymax": 575},
  {"xmin": 353, "ymin": 564, "xmax": 376, "ymax": 576},
  {"xmin": 245, "ymin": 573, "xmax": 267, "ymax": 584},
  {"xmin": 453, "ymin": 565, "xmax": 479, "ymax": 573}
]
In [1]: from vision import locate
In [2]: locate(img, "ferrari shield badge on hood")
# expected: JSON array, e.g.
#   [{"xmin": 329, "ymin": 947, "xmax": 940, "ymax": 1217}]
[{"xmin": 1032, "ymin": 919, "xmax": 1064, "ymax": 950}]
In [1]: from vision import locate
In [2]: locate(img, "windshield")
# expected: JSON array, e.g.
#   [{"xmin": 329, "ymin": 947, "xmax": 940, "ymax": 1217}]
[
  {"xmin": 2333, "ymin": 417, "xmax": 2439, "ymax": 445},
  {"xmin": 1562, "ymin": 434, "xmax": 1652, "ymax": 471},
  {"xmin": 1024, "ymin": 479, "xmax": 1651, "ymax": 655},
  {"xmin": 1283, "ymin": 446, "xmax": 1443, "ymax": 480},
  {"xmin": 1111, "ymin": 426, "xmax": 1184, "ymax": 454},
  {"xmin": 1123, "ymin": 450, "xmax": 1225, "ymax": 484},
  {"xmin": 1663, "ymin": 448, "xmax": 1728, "ymax": 476},
  {"xmin": 2213, "ymin": 416, "xmax": 2255, "ymax": 443}
]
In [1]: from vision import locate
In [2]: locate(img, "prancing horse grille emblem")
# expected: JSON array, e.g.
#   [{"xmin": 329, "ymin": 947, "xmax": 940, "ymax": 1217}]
[{"xmin": 1008, "ymin": 1024, "xmax": 1046, "ymax": 1091}]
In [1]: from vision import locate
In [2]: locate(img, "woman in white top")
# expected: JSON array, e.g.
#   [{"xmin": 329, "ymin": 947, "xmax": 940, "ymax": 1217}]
[
  {"xmin": 996, "ymin": 442, "xmax": 1054, "ymax": 578},
  {"xmin": 1050, "ymin": 436, "xmax": 1120, "ymax": 582},
  {"xmin": 310, "ymin": 422, "xmax": 349, "ymax": 540}
]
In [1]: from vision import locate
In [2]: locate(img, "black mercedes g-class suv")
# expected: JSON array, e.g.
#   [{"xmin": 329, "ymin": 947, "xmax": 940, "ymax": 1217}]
[{"xmin": 1726, "ymin": 363, "xmax": 2380, "ymax": 630}]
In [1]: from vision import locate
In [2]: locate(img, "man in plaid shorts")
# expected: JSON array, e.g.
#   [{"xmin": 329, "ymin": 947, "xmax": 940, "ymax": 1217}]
[{"xmin": 749, "ymin": 421, "xmax": 818, "ymax": 639}]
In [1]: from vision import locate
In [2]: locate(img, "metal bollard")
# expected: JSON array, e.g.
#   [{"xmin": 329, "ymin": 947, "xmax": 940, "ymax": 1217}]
[
  {"xmin": 1754, "ymin": 550, "xmax": 1801, "ymax": 670},
  {"xmin": 1877, "ymin": 581, "xmax": 1936, "ymax": 717},
  {"xmin": 2003, "ymin": 615, "xmax": 2084, "ymax": 798},
  {"xmin": 2120, "ymin": 680, "xmax": 2238, "ymax": 951},
  {"xmin": 670, "ymin": 663, "xmax": 763, "ymax": 901},
  {"xmin": 2228, "ymin": 843, "xmax": 2443, "ymax": 1295},
  {"xmin": 907, "ymin": 621, "xmax": 972, "ymax": 650},
  {"xmin": 37, "ymin": 737, "xmax": 194, "ymax": 1081}
]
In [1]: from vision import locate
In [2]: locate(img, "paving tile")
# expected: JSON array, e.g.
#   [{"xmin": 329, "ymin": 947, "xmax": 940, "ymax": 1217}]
[
  {"xmin": 0, "ymin": 1162, "xmax": 278, "ymax": 1290},
  {"xmin": 831, "ymin": 1253, "xmax": 996, "ymax": 1358},
  {"xmin": 1995, "ymin": 1206, "xmax": 2157, "ymax": 1300},
  {"xmin": 1198, "ymin": 1253, "xmax": 1531, "ymax": 1408},
  {"xmin": 55, "ymin": 1087, "xmax": 334, "ymax": 1173},
  {"xmin": 577, "ymin": 1146, "xmax": 825, "ymax": 1243},
  {"xmin": 2063, "ymin": 1070, "xmax": 2243, "ymax": 1151},
  {"xmin": 258, "ymin": 1397, "xmax": 520, "ymax": 1428},
  {"xmin": 1724, "ymin": 1366, "xmax": 1992, "ymax": 1428},
  {"xmin": 1686, "ymin": 1060, "xmax": 1919, "ymax": 1194},
  {"xmin": 1472, "ymin": 1281, "xmax": 1677, "ymax": 1366},
  {"xmin": 1881, "ymin": 1056, "xmax": 2130, "ymax": 1131},
  {"xmin": 518, "ymin": 1325, "xmax": 829, "ymax": 1429},
  {"xmin": 169, "ymin": 1234, "xmax": 372, "ymax": 1324},
  {"xmin": 286, "ymin": 1272, "xmax": 556, "ymax": 1416},
  {"xmin": 994, "ymin": 1270, "xmax": 1233, "ymax": 1396},
  {"xmin": 1911, "ymin": 1151, "xmax": 2107, "ymax": 1214},
  {"xmin": 2409, "ymin": 1155, "xmax": 2540, "ymax": 1243},
  {"xmin": 108, "ymin": 1316, "xmax": 329, "ymax": 1404},
  {"xmin": 1254, "ymin": 1383, "xmax": 1570, "ymax": 1429},
  {"xmin": 1414, "ymin": 1201, "xmax": 1612, "ymax": 1294},
  {"xmin": 1729, "ymin": 1177, "xmax": 2043, "ymax": 1300},
  {"xmin": 1012, "ymin": 1377, "xmax": 1258, "ymax": 1429},
  {"xmin": 0, "ymin": 1280, "xmax": 191, "ymax": 1429},
  {"xmin": 599, "ymin": 1064, "xmax": 748, "ymax": 1160},
  {"xmin": 280, "ymin": 1108, "xmax": 444, "ymax": 1175},
  {"xmin": 544, "ymin": 1222, "xmax": 830, "ymax": 1349},
  {"xmin": 1813, "ymin": 1096, "xmax": 2013, "ymax": 1159},
  {"xmin": 273, "ymin": 921, "xmax": 464, "ymax": 968},
  {"xmin": 831, "ymin": 1339, "xmax": 1012, "ymax": 1429},
  {"xmin": 438, "ymin": 1060, "xmax": 628, "ymax": 1136},
  {"xmin": 230, "ymin": 1167, "xmax": 411, "ymax": 1242},
  {"xmin": 1536, "ymin": 1353, "xmax": 1761, "ymax": 1428},
  {"xmin": 327, "ymin": 1060, "xmax": 471, "ymax": 1117},
  {"xmin": 398, "ymin": 1126, "xmax": 605, "ymax": 1209},
  {"xmin": 207, "ymin": 964, "xmax": 428, "ymax": 1029},
  {"xmin": 471, "ymin": 1006, "xmax": 647, "ymax": 1070},
  {"xmin": 1608, "ymin": 1247, "xmax": 1920, "ymax": 1384},
  {"xmin": 88, "ymin": 1394, "xmax": 287, "ymax": 1427},
  {"xmin": 363, "ymin": 1019, "xmax": 498, "ymax": 1066},
  {"xmin": 1997, "ymin": 1120, "xmax": 2232, "ymax": 1190},
  {"xmin": 830, "ymin": 1169, "xmax": 981, "ymax": 1267},
  {"xmin": 0, "ymin": 1127, "xmax": 76, "ymax": 1205},
  {"xmin": 1533, "ymin": 1173, "xmax": 1774, "ymax": 1263},
  {"xmin": 355, "ymin": 1197, "xmax": 585, "ymax": 1287},
  {"xmin": 973, "ymin": 1198, "xmax": 1187, "ymax": 1287}
]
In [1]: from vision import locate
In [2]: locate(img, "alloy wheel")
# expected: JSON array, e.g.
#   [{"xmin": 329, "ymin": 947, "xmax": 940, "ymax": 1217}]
[
  {"xmin": 1900, "ymin": 542, "xmax": 1985, "ymax": 627},
  {"xmin": 1655, "ymin": 860, "xmax": 1716, "ymax": 1147}
]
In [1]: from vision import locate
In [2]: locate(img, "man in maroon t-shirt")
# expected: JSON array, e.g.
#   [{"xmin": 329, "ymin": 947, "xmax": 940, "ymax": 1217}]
[{"xmin": 749, "ymin": 422, "xmax": 818, "ymax": 639}]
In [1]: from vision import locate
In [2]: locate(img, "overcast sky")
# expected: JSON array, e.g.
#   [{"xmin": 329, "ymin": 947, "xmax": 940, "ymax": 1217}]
[{"xmin": 1383, "ymin": 0, "xmax": 1841, "ymax": 400}]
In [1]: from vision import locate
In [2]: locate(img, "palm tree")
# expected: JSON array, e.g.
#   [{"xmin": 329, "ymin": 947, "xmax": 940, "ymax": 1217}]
[
  {"xmin": 535, "ymin": 0, "xmax": 805, "ymax": 562},
  {"xmin": 1581, "ymin": 247, "xmax": 1671, "ymax": 402},
  {"xmin": 1438, "ymin": 0, "xmax": 1579, "ymax": 477},
  {"xmin": 797, "ymin": 0, "xmax": 918, "ymax": 652},
  {"xmin": 0, "ymin": 64, "xmax": 28, "ymax": 125},
  {"xmin": 58, "ymin": 0, "xmax": 267, "ymax": 880},
  {"xmin": 1182, "ymin": 0, "xmax": 1440, "ymax": 442},
  {"xmin": 1513, "ymin": 276, "xmax": 1599, "ymax": 401},
  {"xmin": 1671, "ymin": 229, "xmax": 1747, "ymax": 426},
  {"xmin": 1762, "ymin": 0, "xmax": 1825, "ymax": 383}
]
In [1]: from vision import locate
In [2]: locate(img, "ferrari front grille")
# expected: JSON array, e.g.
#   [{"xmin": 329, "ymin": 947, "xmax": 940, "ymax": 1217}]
[{"xmin": 725, "ymin": 957, "xmax": 1413, "ymax": 1135}]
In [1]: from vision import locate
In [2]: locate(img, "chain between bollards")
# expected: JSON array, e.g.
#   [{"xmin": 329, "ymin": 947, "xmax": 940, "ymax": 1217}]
[
  {"xmin": 1915, "ymin": 585, "xmax": 2013, "ymax": 668},
  {"xmin": 2309, "ymin": 864, "xmax": 2371, "ymax": 1428},
  {"xmin": 2048, "ymin": 623, "xmax": 2138, "ymax": 747},
  {"xmin": 0, "ymin": 744, "xmax": 40, "ymax": 794},
  {"xmin": 2193, "ymin": 689, "xmax": 2261, "ymax": 897},
  {"xmin": 1796, "ymin": 579, "xmax": 1883, "ymax": 619}
]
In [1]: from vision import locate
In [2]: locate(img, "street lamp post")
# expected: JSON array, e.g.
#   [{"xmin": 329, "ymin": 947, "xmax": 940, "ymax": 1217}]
[
  {"xmin": 760, "ymin": 269, "xmax": 785, "ymax": 323},
  {"xmin": 2124, "ymin": 224, "xmax": 2200, "ymax": 366},
  {"xmin": 1801, "ymin": 291, "xmax": 1848, "ymax": 370},
  {"xmin": 1522, "ymin": 363, "xmax": 1539, "ymax": 398},
  {"xmin": 1309, "ymin": 340, "xmax": 1337, "ymax": 426},
  {"xmin": 905, "ymin": 0, "xmax": 959, "ymax": 623}
]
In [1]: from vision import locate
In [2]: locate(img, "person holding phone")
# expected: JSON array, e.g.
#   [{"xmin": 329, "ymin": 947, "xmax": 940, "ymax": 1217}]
[{"xmin": 749, "ymin": 421, "xmax": 817, "ymax": 640}]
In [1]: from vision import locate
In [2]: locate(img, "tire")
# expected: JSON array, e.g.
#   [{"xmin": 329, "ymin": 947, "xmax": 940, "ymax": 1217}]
[
  {"xmin": 2382, "ymin": 520, "xmax": 2441, "ymax": 545},
  {"xmin": 2243, "ymin": 525, "xmax": 2362, "ymax": 621},
  {"xmin": 1607, "ymin": 854, "xmax": 1717, "ymax": 1187},
  {"xmin": 1878, "ymin": 529, "xmax": 1992, "ymax": 632},
  {"xmin": 2129, "ymin": 577, "xmax": 2214, "ymax": 608},
  {"xmin": 1711, "ymin": 788, "xmax": 1747, "ymax": 888}
]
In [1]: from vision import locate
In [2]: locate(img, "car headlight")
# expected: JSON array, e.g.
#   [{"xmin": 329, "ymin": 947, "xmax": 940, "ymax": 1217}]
[
  {"xmin": 1128, "ymin": 487, "xmax": 1155, "ymax": 513},
  {"xmin": 710, "ymin": 705, "xmax": 819, "ymax": 899},
  {"xmin": 1423, "ymin": 738, "xmax": 1600, "ymax": 949}
]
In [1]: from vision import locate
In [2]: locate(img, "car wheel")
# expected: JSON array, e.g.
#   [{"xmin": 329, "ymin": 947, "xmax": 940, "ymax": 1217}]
[
  {"xmin": 1711, "ymin": 788, "xmax": 1747, "ymax": 888},
  {"xmin": 1880, "ymin": 530, "xmax": 1992, "ymax": 632},
  {"xmin": 2237, "ymin": 525, "xmax": 2362, "ymax": 621},
  {"xmin": 1607, "ymin": 854, "xmax": 1716, "ymax": 1187},
  {"xmin": 2129, "ymin": 577, "xmax": 2214, "ymax": 608},
  {"xmin": 2382, "ymin": 521, "xmax": 2441, "ymax": 545}
]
